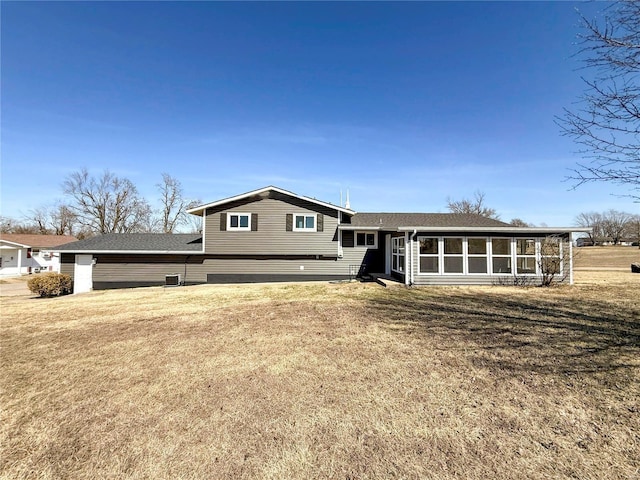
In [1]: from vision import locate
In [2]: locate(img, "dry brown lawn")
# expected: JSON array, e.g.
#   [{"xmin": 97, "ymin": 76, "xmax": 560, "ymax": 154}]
[
  {"xmin": 1, "ymin": 271, "xmax": 639, "ymax": 479},
  {"xmin": 575, "ymin": 245, "xmax": 640, "ymax": 270}
]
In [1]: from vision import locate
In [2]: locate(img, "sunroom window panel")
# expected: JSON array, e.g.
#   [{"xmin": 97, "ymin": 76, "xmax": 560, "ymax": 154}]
[
  {"xmin": 444, "ymin": 238, "xmax": 463, "ymax": 254},
  {"xmin": 492, "ymin": 257, "xmax": 512, "ymax": 274},
  {"xmin": 516, "ymin": 239, "xmax": 536, "ymax": 255},
  {"xmin": 420, "ymin": 238, "xmax": 438, "ymax": 254},
  {"xmin": 492, "ymin": 238, "xmax": 511, "ymax": 255},
  {"xmin": 517, "ymin": 257, "xmax": 536, "ymax": 274},
  {"xmin": 468, "ymin": 257, "xmax": 488, "ymax": 274},
  {"xmin": 468, "ymin": 238, "xmax": 487, "ymax": 255},
  {"xmin": 444, "ymin": 256, "xmax": 463, "ymax": 273},
  {"xmin": 420, "ymin": 257, "xmax": 438, "ymax": 273}
]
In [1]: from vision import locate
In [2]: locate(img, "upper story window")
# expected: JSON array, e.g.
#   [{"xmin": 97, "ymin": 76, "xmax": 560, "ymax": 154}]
[
  {"xmin": 228, "ymin": 213, "xmax": 251, "ymax": 231},
  {"xmin": 356, "ymin": 232, "xmax": 377, "ymax": 248},
  {"xmin": 294, "ymin": 214, "xmax": 316, "ymax": 232}
]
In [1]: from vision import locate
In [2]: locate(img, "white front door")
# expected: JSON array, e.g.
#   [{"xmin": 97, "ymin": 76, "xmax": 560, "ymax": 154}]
[{"xmin": 74, "ymin": 254, "xmax": 93, "ymax": 294}]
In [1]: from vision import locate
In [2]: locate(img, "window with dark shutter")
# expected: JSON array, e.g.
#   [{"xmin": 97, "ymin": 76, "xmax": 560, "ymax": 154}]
[
  {"xmin": 286, "ymin": 214, "xmax": 293, "ymax": 231},
  {"xmin": 317, "ymin": 214, "xmax": 323, "ymax": 232},
  {"xmin": 251, "ymin": 213, "xmax": 258, "ymax": 231}
]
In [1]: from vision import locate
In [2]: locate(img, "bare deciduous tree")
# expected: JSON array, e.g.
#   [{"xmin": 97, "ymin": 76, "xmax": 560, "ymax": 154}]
[
  {"xmin": 183, "ymin": 199, "xmax": 203, "ymax": 233},
  {"xmin": 539, "ymin": 236, "xmax": 572, "ymax": 286},
  {"xmin": 576, "ymin": 209, "xmax": 637, "ymax": 245},
  {"xmin": 602, "ymin": 209, "xmax": 634, "ymax": 244},
  {"xmin": 446, "ymin": 191, "xmax": 500, "ymax": 219},
  {"xmin": 0, "ymin": 215, "xmax": 38, "ymax": 234},
  {"xmin": 28, "ymin": 203, "xmax": 77, "ymax": 236},
  {"xmin": 510, "ymin": 218, "xmax": 532, "ymax": 227},
  {"xmin": 575, "ymin": 211, "xmax": 605, "ymax": 244},
  {"xmin": 558, "ymin": 1, "xmax": 640, "ymax": 199},
  {"xmin": 626, "ymin": 214, "xmax": 640, "ymax": 246},
  {"xmin": 63, "ymin": 169, "xmax": 152, "ymax": 234},
  {"xmin": 156, "ymin": 173, "xmax": 192, "ymax": 233}
]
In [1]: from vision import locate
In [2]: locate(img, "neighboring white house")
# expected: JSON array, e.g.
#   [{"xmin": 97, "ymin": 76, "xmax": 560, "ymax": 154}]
[{"xmin": 0, "ymin": 234, "xmax": 77, "ymax": 277}]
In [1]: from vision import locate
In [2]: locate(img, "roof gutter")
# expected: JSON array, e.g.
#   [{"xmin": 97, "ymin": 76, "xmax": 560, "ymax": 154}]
[
  {"xmin": 396, "ymin": 226, "xmax": 592, "ymax": 234},
  {"xmin": 51, "ymin": 250, "xmax": 204, "ymax": 255}
]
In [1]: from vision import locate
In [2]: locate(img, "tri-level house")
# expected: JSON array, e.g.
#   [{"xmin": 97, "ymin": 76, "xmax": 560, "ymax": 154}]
[{"xmin": 55, "ymin": 186, "xmax": 585, "ymax": 293}]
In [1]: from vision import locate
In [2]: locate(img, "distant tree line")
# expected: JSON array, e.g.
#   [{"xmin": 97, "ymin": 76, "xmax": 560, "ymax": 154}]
[
  {"xmin": 0, "ymin": 170, "xmax": 201, "ymax": 238},
  {"xmin": 575, "ymin": 210, "xmax": 640, "ymax": 246}
]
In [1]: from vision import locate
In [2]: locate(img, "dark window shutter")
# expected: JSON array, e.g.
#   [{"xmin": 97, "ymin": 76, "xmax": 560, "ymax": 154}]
[
  {"xmin": 220, "ymin": 213, "xmax": 227, "ymax": 231},
  {"xmin": 286, "ymin": 214, "xmax": 293, "ymax": 231},
  {"xmin": 342, "ymin": 231, "xmax": 354, "ymax": 248},
  {"xmin": 317, "ymin": 214, "xmax": 323, "ymax": 232},
  {"xmin": 251, "ymin": 213, "xmax": 258, "ymax": 231}
]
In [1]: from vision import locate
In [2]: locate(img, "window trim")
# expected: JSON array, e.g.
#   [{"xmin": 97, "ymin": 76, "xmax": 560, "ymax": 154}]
[
  {"xmin": 490, "ymin": 237, "xmax": 513, "ymax": 275},
  {"xmin": 466, "ymin": 237, "xmax": 489, "ymax": 275},
  {"xmin": 293, "ymin": 213, "xmax": 317, "ymax": 232},
  {"xmin": 355, "ymin": 231, "xmax": 378, "ymax": 248},
  {"xmin": 515, "ymin": 238, "xmax": 538, "ymax": 275},
  {"xmin": 227, "ymin": 212, "xmax": 251, "ymax": 231},
  {"xmin": 391, "ymin": 236, "xmax": 405, "ymax": 274},
  {"xmin": 418, "ymin": 236, "xmax": 440, "ymax": 275},
  {"xmin": 442, "ymin": 236, "xmax": 465, "ymax": 275}
]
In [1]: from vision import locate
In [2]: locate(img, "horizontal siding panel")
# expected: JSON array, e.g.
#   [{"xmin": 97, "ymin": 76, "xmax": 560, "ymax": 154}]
[
  {"xmin": 204, "ymin": 195, "xmax": 339, "ymax": 256},
  {"xmin": 88, "ymin": 253, "xmax": 367, "ymax": 286}
]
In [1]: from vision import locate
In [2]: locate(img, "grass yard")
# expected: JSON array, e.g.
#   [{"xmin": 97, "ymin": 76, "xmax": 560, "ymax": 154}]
[
  {"xmin": 574, "ymin": 245, "xmax": 640, "ymax": 270},
  {"xmin": 1, "ymin": 272, "xmax": 639, "ymax": 479}
]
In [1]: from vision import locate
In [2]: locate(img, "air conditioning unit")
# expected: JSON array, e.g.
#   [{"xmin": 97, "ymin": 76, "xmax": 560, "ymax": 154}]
[{"xmin": 165, "ymin": 274, "xmax": 181, "ymax": 287}]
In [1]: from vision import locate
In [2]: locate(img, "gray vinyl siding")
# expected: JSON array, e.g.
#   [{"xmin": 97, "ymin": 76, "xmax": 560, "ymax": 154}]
[
  {"xmin": 204, "ymin": 193, "xmax": 340, "ymax": 256},
  {"xmin": 60, "ymin": 254, "xmax": 75, "ymax": 276},
  {"xmin": 68, "ymin": 253, "xmax": 369, "ymax": 288}
]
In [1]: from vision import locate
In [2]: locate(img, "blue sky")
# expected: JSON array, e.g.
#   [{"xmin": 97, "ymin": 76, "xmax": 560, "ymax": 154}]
[{"xmin": 1, "ymin": 1, "xmax": 638, "ymax": 227}]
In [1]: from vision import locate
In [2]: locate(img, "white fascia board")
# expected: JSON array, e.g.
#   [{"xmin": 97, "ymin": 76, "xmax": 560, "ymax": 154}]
[
  {"xmin": 0, "ymin": 240, "xmax": 30, "ymax": 248},
  {"xmin": 186, "ymin": 185, "xmax": 356, "ymax": 216},
  {"xmin": 51, "ymin": 250, "xmax": 204, "ymax": 255},
  {"xmin": 397, "ymin": 226, "xmax": 592, "ymax": 234}
]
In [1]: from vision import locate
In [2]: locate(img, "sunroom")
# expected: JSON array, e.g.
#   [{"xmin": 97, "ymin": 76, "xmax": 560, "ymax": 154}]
[{"xmin": 397, "ymin": 228, "xmax": 578, "ymax": 286}]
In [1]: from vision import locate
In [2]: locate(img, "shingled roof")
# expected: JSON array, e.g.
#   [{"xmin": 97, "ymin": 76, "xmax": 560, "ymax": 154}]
[
  {"xmin": 54, "ymin": 233, "xmax": 203, "ymax": 252},
  {"xmin": 348, "ymin": 213, "xmax": 510, "ymax": 229},
  {"xmin": 0, "ymin": 234, "xmax": 77, "ymax": 248}
]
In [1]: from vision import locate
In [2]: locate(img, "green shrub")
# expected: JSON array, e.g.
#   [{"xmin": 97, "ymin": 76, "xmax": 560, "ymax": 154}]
[{"xmin": 27, "ymin": 273, "xmax": 72, "ymax": 298}]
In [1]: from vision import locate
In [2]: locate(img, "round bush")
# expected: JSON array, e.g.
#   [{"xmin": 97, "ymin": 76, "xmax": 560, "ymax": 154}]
[{"xmin": 27, "ymin": 273, "xmax": 73, "ymax": 298}]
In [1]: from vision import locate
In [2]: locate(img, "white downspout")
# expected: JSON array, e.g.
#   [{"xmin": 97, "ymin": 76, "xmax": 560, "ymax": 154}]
[{"xmin": 410, "ymin": 229, "xmax": 417, "ymax": 285}]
